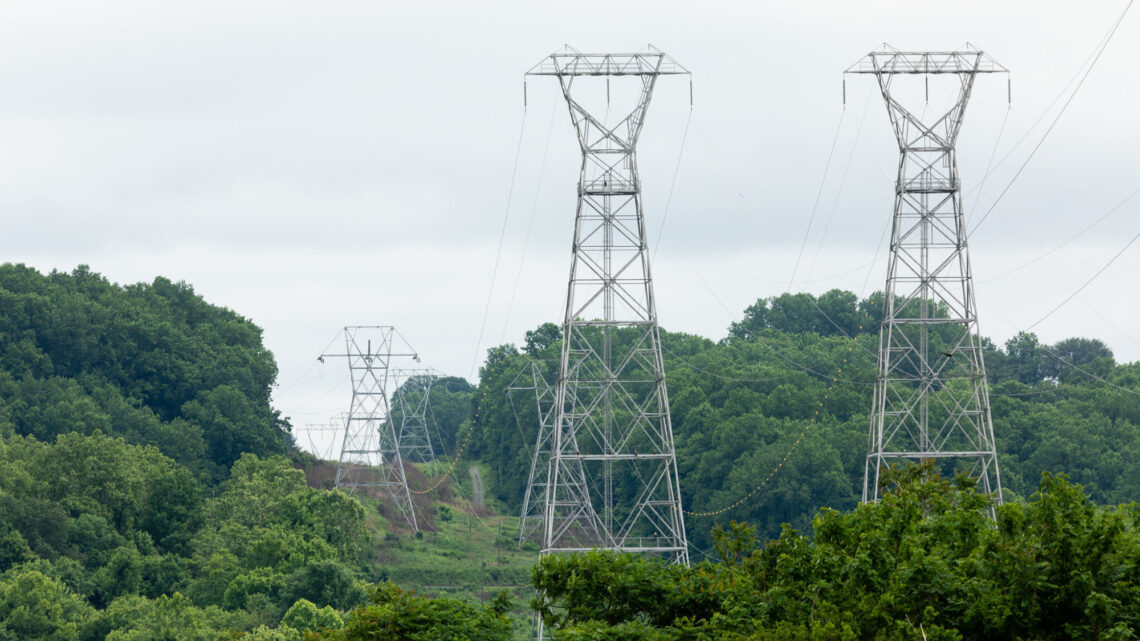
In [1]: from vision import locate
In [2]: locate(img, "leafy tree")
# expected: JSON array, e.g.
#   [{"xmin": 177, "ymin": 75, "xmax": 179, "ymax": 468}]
[
  {"xmin": 278, "ymin": 562, "xmax": 366, "ymax": 611},
  {"xmin": 239, "ymin": 626, "xmax": 295, "ymax": 641},
  {"xmin": 0, "ymin": 568, "xmax": 95, "ymax": 641},
  {"xmin": 389, "ymin": 374, "xmax": 475, "ymax": 459},
  {"xmin": 524, "ymin": 322, "xmax": 562, "ymax": 357},
  {"xmin": 279, "ymin": 598, "xmax": 343, "ymax": 634},
  {"xmin": 728, "ymin": 291, "xmax": 878, "ymax": 340},
  {"xmin": 421, "ymin": 375, "xmax": 476, "ymax": 457},
  {"xmin": 1040, "ymin": 337, "xmax": 1115, "ymax": 383},
  {"xmin": 1005, "ymin": 331, "xmax": 1043, "ymax": 384},
  {"xmin": 314, "ymin": 582, "xmax": 511, "ymax": 641},
  {"xmin": 97, "ymin": 593, "xmax": 246, "ymax": 641},
  {"xmin": 531, "ymin": 467, "xmax": 1140, "ymax": 640},
  {"xmin": 471, "ymin": 292, "xmax": 1140, "ymax": 548},
  {"xmin": 532, "ymin": 550, "xmax": 718, "ymax": 631},
  {"xmin": 0, "ymin": 264, "xmax": 287, "ymax": 479}
]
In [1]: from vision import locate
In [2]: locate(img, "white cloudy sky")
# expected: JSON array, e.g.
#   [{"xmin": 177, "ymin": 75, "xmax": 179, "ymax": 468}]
[{"xmin": 1, "ymin": 0, "xmax": 1137, "ymax": 434}]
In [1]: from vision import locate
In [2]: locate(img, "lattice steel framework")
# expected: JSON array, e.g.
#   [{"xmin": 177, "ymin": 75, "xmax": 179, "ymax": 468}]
[
  {"xmin": 847, "ymin": 45, "xmax": 1006, "ymax": 504},
  {"xmin": 526, "ymin": 46, "xmax": 690, "ymax": 564},
  {"xmin": 321, "ymin": 326, "xmax": 419, "ymax": 532},
  {"xmin": 510, "ymin": 361, "xmax": 600, "ymax": 546},
  {"xmin": 391, "ymin": 369, "xmax": 437, "ymax": 463},
  {"xmin": 297, "ymin": 413, "xmax": 348, "ymax": 462}
]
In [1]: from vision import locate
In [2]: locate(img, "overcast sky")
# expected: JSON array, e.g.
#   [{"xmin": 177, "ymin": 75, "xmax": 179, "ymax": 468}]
[{"xmin": 2, "ymin": 1, "xmax": 1138, "ymax": 440}]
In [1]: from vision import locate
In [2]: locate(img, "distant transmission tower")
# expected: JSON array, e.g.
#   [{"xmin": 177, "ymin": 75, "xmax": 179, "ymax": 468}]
[
  {"xmin": 297, "ymin": 413, "xmax": 347, "ymax": 462},
  {"xmin": 846, "ymin": 45, "xmax": 1007, "ymax": 504},
  {"xmin": 392, "ymin": 369, "xmax": 437, "ymax": 463},
  {"xmin": 511, "ymin": 361, "xmax": 599, "ymax": 546},
  {"xmin": 321, "ymin": 326, "xmax": 420, "ymax": 532},
  {"xmin": 526, "ymin": 46, "xmax": 691, "ymax": 564}
]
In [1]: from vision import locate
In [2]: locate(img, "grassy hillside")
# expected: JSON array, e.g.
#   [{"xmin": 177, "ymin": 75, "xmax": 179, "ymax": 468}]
[{"xmin": 297, "ymin": 458, "xmax": 541, "ymax": 639}]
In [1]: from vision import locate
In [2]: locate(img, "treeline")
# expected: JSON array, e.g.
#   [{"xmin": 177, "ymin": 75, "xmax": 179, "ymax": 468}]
[
  {"xmin": 466, "ymin": 290, "xmax": 1140, "ymax": 549},
  {"xmin": 0, "ymin": 448, "xmax": 368, "ymax": 639},
  {"xmin": 4, "ymin": 265, "xmax": 1140, "ymax": 639},
  {"xmin": 0, "ymin": 265, "xmax": 373, "ymax": 640},
  {"xmin": 0, "ymin": 263, "xmax": 287, "ymax": 482},
  {"xmin": 23, "ymin": 464, "xmax": 1119, "ymax": 641},
  {"xmin": 530, "ymin": 466, "xmax": 1140, "ymax": 640}
]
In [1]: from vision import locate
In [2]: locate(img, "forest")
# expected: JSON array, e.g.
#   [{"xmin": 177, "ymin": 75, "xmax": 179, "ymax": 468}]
[
  {"xmin": 469, "ymin": 289, "xmax": 1140, "ymax": 550},
  {"xmin": 2, "ymin": 264, "xmax": 1139, "ymax": 640}
]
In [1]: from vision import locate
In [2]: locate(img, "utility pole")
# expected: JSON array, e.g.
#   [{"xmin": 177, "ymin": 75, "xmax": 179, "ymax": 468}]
[
  {"xmin": 846, "ymin": 45, "xmax": 1006, "ymax": 506},
  {"xmin": 526, "ymin": 46, "xmax": 691, "ymax": 565},
  {"xmin": 321, "ymin": 325, "xmax": 420, "ymax": 532}
]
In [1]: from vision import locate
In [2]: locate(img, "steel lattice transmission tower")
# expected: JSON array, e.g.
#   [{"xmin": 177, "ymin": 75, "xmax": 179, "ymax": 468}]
[
  {"xmin": 847, "ymin": 45, "xmax": 1007, "ymax": 504},
  {"xmin": 526, "ymin": 46, "xmax": 690, "ymax": 564},
  {"xmin": 297, "ymin": 413, "xmax": 348, "ymax": 462},
  {"xmin": 392, "ymin": 369, "xmax": 437, "ymax": 463},
  {"xmin": 510, "ymin": 361, "xmax": 599, "ymax": 546},
  {"xmin": 321, "ymin": 326, "xmax": 420, "ymax": 532}
]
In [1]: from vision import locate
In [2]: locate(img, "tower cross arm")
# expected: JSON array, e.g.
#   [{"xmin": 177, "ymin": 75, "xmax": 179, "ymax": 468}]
[
  {"xmin": 845, "ymin": 49, "xmax": 1008, "ymax": 75},
  {"xmin": 526, "ymin": 50, "xmax": 689, "ymax": 77},
  {"xmin": 319, "ymin": 352, "xmax": 419, "ymax": 360}
]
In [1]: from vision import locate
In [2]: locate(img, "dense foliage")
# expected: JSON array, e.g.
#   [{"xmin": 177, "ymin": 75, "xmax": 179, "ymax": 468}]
[
  {"xmin": 0, "ymin": 442, "xmax": 372, "ymax": 639},
  {"xmin": 3, "ymin": 265, "xmax": 1140, "ymax": 640},
  {"xmin": 313, "ymin": 583, "xmax": 511, "ymax": 641},
  {"xmin": 531, "ymin": 466, "xmax": 1140, "ymax": 640},
  {"xmin": 469, "ymin": 290, "xmax": 1140, "ymax": 549},
  {"xmin": 390, "ymin": 374, "xmax": 476, "ymax": 458},
  {"xmin": 0, "ymin": 264, "xmax": 288, "ymax": 481},
  {"xmin": 0, "ymin": 266, "xmax": 368, "ymax": 640}
]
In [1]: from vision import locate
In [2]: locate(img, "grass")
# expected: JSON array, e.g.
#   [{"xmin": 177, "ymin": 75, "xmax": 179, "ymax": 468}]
[{"xmin": 301, "ymin": 457, "xmax": 542, "ymax": 639}]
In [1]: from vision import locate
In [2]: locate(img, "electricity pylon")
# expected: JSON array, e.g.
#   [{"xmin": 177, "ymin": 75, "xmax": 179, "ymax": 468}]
[
  {"xmin": 297, "ymin": 413, "xmax": 348, "ymax": 462},
  {"xmin": 846, "ymin": 45, "xmax": 1006, "ymax": 505},
  {"xmin": 391, "ymin": 369, "xmax": 437, "ymax": 463},
  {"xmin": 526, "ymin": 46, "xmax": 690, "ymax": 564},
  {"xmin": 510, "ymin": 361, "xmax": 599, "ymax": 546},
  {"xmin": 321, "ymin": 326, "xmax": 419, "ymax": 532}
]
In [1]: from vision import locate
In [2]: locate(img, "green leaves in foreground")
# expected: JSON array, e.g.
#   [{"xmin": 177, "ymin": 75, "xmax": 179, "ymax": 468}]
[
  {"xmin": 532, "ymin": 467, "xmax": 1140, "ymax": 641},
  {"xmin": 314, "ymin": 582, "xmax": 511, "ymax": 641}
]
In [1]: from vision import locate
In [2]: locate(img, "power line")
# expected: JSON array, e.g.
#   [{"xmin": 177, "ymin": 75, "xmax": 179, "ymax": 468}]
[
  {"xmin": 1025, "ymin": 229, "xmax": 1140, "ymax": 333},
  {"xmin": 961, "ymin": 19, "xmax": 1114, "ymax": 213},
  {"xmin": 276, "ymin": 330, "xmax": 344, "ymax": 395},
  {"xmin": 661, "ymin": 343, "xmax": 820, "ymax": 385},
  {"xmin": 858, "ymin": 214, "xmax": 892, "ymax": 296},
  {"xmin": 658, "ymin": 204, "xmax": 880, "ymax": 386},
  {"xmin": 968, "ymin": 0, "xmax": 1134, "ymax": 238},
  {"xmin": 470, "ymin": 109, "xmax": 529, "ymax": 379},
  {"xmin": 712, "ymin": 255, "xmax": 881, "ymax": 286},
  {"xmin": 805, "ymin": 90, "xmax": 872, "ymax": 283},
  {"xmin": 787, "ymin": 109, "xmax": 845, "ymax": 290},
  {"xmin": 1076, "ymin": 295, "xmax": 1140, "ymax": 352},
  {"xmin": 652, "ymin": 106, "xmax": 694, "ymax": 264},
  {"xmin": 966, "ymin": 106, "xmax": 1011, "ymax": 222},
  {"xmin": 1038, "ymin": 342, "xmax": 1140, "ymax": 398},
  {"xmin": 500, "ymin": 94, "xmax": 558, "ymax": 345},
  {"xmin": 684, "ymin": 346, "xmax": 856, "ymax": 517},
  {"xmin": 980, "ymin": 295, "xmax": 1140, "ymax": 399},
  {"xmin": 280, "ymin": 373, "xmax": 350, "ymax": 415},
  {"xmin": 982, "ymin": 183, "xmax": 1140, "ymax": 284}
]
